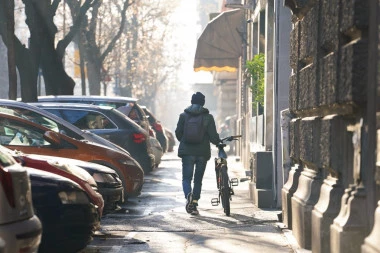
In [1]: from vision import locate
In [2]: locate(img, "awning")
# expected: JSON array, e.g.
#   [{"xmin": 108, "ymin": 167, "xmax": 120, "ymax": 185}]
[{"xmin": 194, "ymin": 9, "xmax": 245, "ymax": 72}]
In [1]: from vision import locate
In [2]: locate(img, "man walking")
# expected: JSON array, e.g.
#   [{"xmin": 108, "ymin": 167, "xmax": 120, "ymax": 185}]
[{"xmin": 175, "ymin": 92, "xmax": 220, "ymax": 215}]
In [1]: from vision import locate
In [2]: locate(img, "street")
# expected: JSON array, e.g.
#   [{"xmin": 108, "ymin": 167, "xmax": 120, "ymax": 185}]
[{"xmin": 78, "ymin": 149, "xmax": 296, "ymax": 253}]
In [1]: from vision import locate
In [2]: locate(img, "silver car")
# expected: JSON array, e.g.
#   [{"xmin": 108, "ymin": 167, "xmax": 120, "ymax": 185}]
[{"xmin": 0, "ymin": 147, "xmax": 42, "ymax": 253}]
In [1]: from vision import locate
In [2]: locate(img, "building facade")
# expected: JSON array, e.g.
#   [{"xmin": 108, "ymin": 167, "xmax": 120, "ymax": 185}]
[
  {"xmin": 281, "ymin": 0, "xmax": 380, "ymax": 252},
  {"xmin": 216, "ymin": 0, "xmax": 380, "ymax": 252}
]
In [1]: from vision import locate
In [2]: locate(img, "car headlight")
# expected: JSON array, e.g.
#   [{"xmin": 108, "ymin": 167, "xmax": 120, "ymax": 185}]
[
  {"xmin": 119, "ymin": 159, "xmax": 138, "ymax": 166},
  {"xmin": 58, "ymin": 191, "xmax": 89, "ymax": 204},
  {"xmin": 92, "ymin": 173, "xmax": 117, "ymax": 183}
]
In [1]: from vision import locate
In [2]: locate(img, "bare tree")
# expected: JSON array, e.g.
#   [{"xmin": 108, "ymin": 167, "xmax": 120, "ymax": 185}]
[
  {"xmin": 65, "ymin": 0, "xmax": 131, "ymax": 95},
  {"xmin": 0, "ymin": 0, "xmax": 97, "ymax": 101},
  {"xmin": 119, "ymin": 0, "xmax": 180, "ymax": 107},
  {"xmin": 5, "ymin": 0, "xmax": 17, "ymax": 99},
  {"xmin": 38, "ymin": 0, "xmax": 98, "ymax": 96}
]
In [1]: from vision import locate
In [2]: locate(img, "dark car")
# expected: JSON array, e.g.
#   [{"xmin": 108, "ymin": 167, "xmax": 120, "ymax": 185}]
[
  {"xmin": 11, "ymin": 151, "xmax": 105, "ymax": 219},
  {"xmin": 33, "ymin": 102, "xmax": 155, "ymax": 173},
  {"xmin": 37, "ymin": 95, "xmax": 151, "ymax": 133},
  {"xmin": 34, "ymin": 155, "xmax": 124, "ymax": 213},
  {"xmin": 0, "ymin": 112, "xmax": 144, "ymax": 200},
  {"xmin": 141, "ymin": 106, "xmax": 168, "ymax": 153},
  {"xmin": 28, "ymin": 167, "xmax": 98, "ymax": 253}
]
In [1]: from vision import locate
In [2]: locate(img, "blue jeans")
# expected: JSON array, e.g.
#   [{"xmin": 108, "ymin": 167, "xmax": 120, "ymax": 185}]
[{"xmin": 182, "ymin": 155, "xmax": 208, "ymax": 201}]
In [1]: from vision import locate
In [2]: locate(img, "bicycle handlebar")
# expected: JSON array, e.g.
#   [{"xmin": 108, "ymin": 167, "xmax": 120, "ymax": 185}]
[{"xmin": 219, "ymin": 135, "xmax": 242, "ymax": 144}]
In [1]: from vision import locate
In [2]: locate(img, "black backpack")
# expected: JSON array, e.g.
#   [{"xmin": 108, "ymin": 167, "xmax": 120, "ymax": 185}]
[{"xmin": 183, "ymin": 113, "xmax": 206, "ymax": 144}]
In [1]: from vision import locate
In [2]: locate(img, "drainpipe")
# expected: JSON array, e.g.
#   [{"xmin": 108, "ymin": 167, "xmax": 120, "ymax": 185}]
[{"xmin": 273, "ymin": 0, "xmax": 280, "ymax": 207}]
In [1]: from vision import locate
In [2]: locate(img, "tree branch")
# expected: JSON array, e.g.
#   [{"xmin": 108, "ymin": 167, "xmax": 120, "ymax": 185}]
[
  {"xmin": 100, "ymin": 0, "xmax": 130, "ymax": 62},
  {"xmin": 56, "ymin": 0, "xmax": 99, "ymax": 59}
]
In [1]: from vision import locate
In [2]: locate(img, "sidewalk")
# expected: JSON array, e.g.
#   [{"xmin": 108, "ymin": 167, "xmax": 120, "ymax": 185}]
[
  {"xmin": 165, "ymin": 147, "xmax": 309, "ymax": 253},
  {"xmin": 225, "ymin": 154, "xmax": 311, "ymax": 253}
]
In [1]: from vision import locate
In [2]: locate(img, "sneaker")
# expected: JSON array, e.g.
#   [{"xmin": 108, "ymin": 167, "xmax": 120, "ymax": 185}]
[
  {"xmin": 191, "ymin": 204, "xmax": 199, "ymax": 215},
  {"xmin": 185, "ymin": 193, "xmax": 194, "ymax": 213}
]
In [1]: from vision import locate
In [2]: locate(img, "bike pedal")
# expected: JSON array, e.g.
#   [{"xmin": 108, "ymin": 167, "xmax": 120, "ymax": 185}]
[
  {"xmin": 211, "ymin": 198, "xmax": 219, "ymax": 206},
  {"xmin": 231, "ymin": 178, "xmax": 239, "ymax": 186}
]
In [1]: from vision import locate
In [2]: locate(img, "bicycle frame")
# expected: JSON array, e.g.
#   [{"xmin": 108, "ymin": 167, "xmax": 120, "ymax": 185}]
[{"xmin": 211, "ymin": 135, "xmax": 241, "ymax": 216}]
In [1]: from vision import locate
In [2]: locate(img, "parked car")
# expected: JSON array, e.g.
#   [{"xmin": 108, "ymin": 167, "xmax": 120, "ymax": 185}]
[
  {"xmin": 33, "ymin": 155, "xmax": 124, "ymax": 213},
  {"xmin": 8, "ymin": 149, "xmax": 105, "ymax": 218},
  {"xmin": 0, "ymin": 99, "xmax": 128, "ymax": 208},
  {"xmin": 0, "ymin": 147, "xmax": 42, "ymax": 253},
  {"xmin": 149, "ymin": 136, "xmax": 163, "ymax": 168},
  {"xmin": 0, "ymin": 112, "xmax": 144, "ymax": 200},
  {"xmin": 33, "ymin": 102, "xmax": 155, "ymax": 173},
  {"xmin": 0, "ymin": 99, "xmax": 130, "ymax": 155},
  {"xmin": 37, "ymin": 95, "xmax": 151, "ymax": 133},
  {"xmin": 28, "ymin": 167, "xmax": 98, "ymax": 253},
  {"xmin": 164, "ymin": 127, "xmax": 176, "ymax": 152},
  {"xmin": 141, "ymin": 106, "xmax": 168, "ymax": 153}
]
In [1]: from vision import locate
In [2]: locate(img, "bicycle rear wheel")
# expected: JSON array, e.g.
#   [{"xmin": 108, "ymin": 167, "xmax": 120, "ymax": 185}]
[{"xmin": 220, "ymin": 165, "xmax": 230, "ymax": 216}]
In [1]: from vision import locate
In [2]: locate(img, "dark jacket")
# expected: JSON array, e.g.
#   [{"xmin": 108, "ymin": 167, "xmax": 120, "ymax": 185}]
[{"xmin": 175, "ymin": 104, "xmax": 220, "ymax": 160}]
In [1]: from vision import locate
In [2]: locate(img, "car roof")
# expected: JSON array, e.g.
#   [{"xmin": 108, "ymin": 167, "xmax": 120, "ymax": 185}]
[
  {"xmin": 30, "ymin": 102, "xmax": 115, "ymax": 110},
  {"xmin": 38, "ymin": 95, "xmax": 138, "ymax": 103}
]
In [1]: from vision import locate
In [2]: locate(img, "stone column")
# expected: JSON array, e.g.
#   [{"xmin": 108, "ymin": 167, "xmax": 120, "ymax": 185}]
[
  {"xmin": 291, "ymin": 167, "xmax": 323, "ymax": 249},
  {"xmin": 281, "ymin": 163, "xmax": 301, "ymax": 229},
  {"xmin": 362, "ymin": 201, "xmax": 380, "ymax": 253},
  {"xmin": 282, "ymin": 117, "xmax": 300, "ymax": 229},
  {"xmin": 311, "ymin": 175, "xmax": 344, "ymax": 253},
  {"xmin": 330, "ymin": 185, "xmax": 368, "ymax": 253}
]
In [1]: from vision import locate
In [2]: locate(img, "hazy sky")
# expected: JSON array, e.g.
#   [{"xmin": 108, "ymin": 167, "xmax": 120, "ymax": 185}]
[{"xmin": 170, "ymin": 0, "xmax": 213, "ymax": 85}]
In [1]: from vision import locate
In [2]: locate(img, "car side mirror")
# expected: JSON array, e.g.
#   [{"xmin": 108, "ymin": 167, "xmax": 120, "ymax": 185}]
[{"xmin": 43, "ymin": 131, "xmax": 61, "ymax": 147}]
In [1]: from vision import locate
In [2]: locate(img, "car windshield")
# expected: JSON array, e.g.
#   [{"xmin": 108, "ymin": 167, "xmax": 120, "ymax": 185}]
[
  {"xmin": 0, "ymin": 105, "xmax": 83, "ymax": 140},
  {"xmin": 0, "ymin": 118, "xmax": 50, "ymax": 146},
  {"xmin": 46, "ymin": 109, "xmax": 115, "ymax": 130},
  {"xmin": 0, "ymin": 106, "xmax": 59, "ymax": 132}
]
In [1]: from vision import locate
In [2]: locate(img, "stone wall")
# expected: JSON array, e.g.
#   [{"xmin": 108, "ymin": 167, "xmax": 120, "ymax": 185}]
[{"xmin": 283, "ymin": 0, "xmax": 373, "ymax": 252}]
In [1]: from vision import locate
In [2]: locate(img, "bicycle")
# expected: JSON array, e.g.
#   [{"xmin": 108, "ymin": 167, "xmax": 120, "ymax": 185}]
[{"xmin": 211, "ymin": 135, "xmax": 242, "ymax": 216}]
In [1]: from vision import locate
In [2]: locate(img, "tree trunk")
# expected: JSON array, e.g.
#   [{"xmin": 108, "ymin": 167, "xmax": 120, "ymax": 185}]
[
  {"xmin": 86, "ymin": 60, "xmax": 101, "ymax": 95},
  {"xmin": 12, "ymin": 40, "xmax": 38, "ymax": 102},
  {"xmin": 79, "ymin": 35, "xmax": 87, "ymax": 95},
  {"xmin": 18, "ymin": 60, "xmax": 38, "ymax": 102},
  {"xmin": 6, "ymin": 0, "xmax": 17, "ymax": 100},
  {"xmin": 40, "ymin": 37, "xmax": 75, "ymax": 95}
]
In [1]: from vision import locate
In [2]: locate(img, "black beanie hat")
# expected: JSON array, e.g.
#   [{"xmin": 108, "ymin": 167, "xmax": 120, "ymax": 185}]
[{"xmin": 191, "ymin": 92, "xmax": 205, "ymax": 106}]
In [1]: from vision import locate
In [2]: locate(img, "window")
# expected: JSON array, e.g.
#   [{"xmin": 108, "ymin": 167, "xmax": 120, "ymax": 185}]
[
  {"xmin": 46, "ymin": 109, "xmax": 116, "ymax": 130},
  {"xmin": 0, "ymin": 106, "xmax": 82, "ymax": 140},
  {"xmin": 0, "ymin": 118, "xmax": 49, "ymax": 146}
]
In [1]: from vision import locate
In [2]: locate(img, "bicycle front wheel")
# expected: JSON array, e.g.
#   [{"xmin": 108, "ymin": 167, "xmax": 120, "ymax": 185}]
[{"xmin": 220, "ymin": 165, "xmax": 230, "ymax": 216}]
